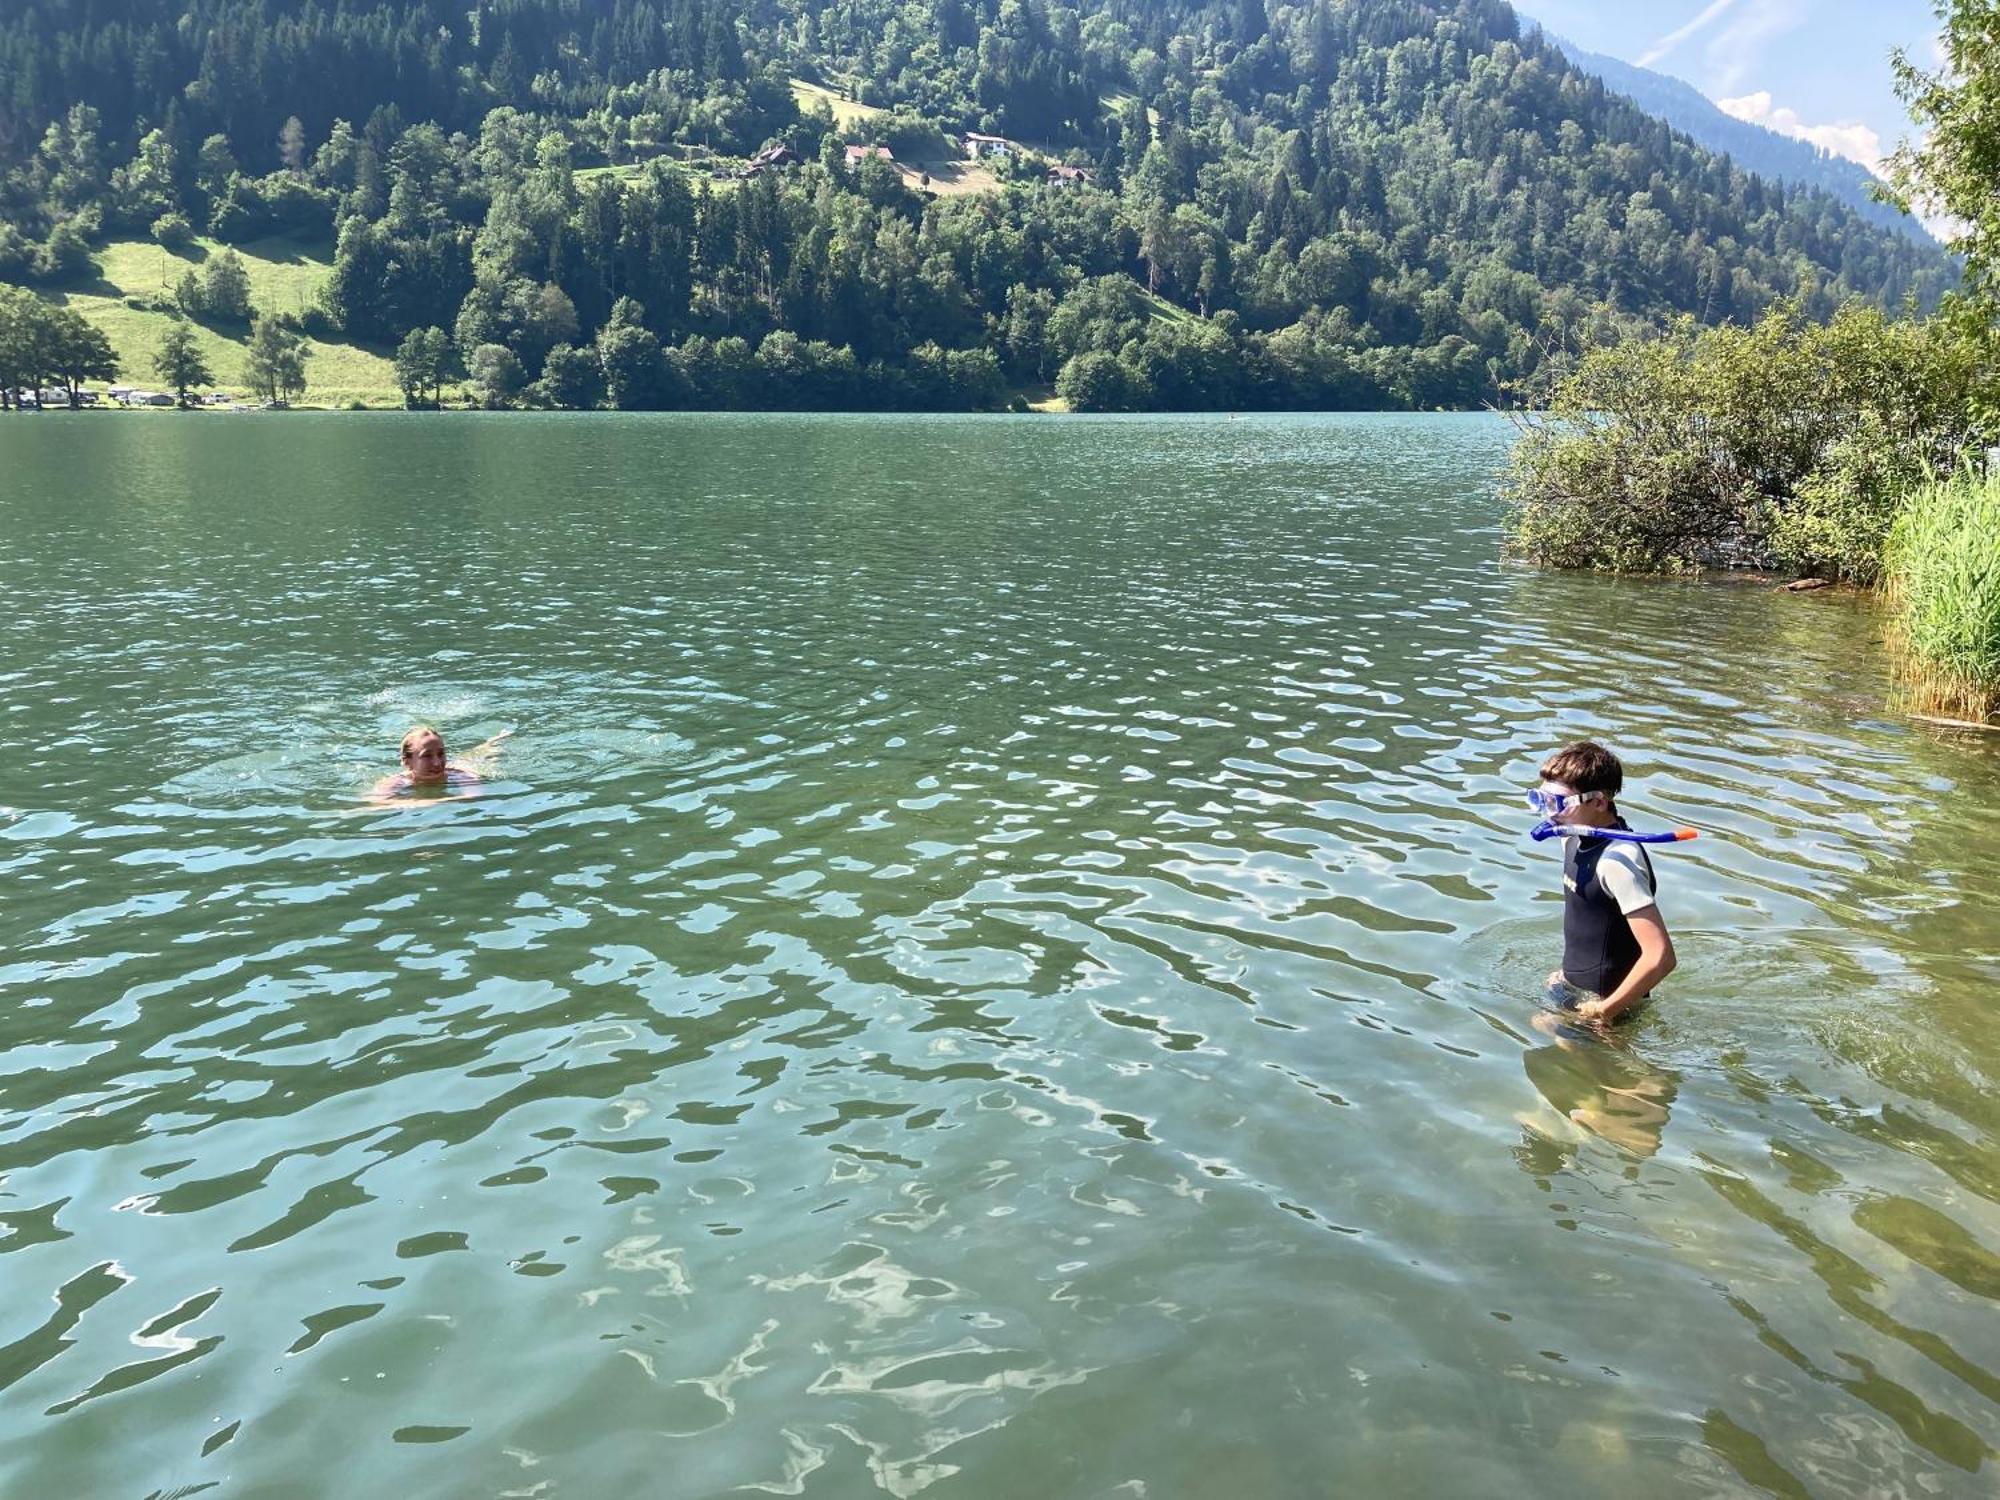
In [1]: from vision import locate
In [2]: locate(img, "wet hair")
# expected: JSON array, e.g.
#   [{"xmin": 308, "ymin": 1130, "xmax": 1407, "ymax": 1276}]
[
  {"xmin": 1538, "ymin": 740, "xmax": 1623, "ymax": 797},
  {"xmin": 400, "ymin": 725, "xmax": 445, "ymax": 762}
]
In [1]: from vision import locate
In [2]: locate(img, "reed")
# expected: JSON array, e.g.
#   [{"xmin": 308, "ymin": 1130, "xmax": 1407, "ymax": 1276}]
[{"xmin": 1885, "ymin": 468, "xmax": 2000, "ymax": 722}]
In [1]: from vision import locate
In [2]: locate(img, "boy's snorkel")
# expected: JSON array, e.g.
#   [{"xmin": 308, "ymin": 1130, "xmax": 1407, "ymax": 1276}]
[{"xmin": 1525, "ymin": 789, "xmax": 1698, "ymax": 845}]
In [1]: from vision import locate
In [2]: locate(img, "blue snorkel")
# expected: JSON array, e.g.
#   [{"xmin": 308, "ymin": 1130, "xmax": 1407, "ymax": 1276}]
[
  {"xmin": 1524, "ymin": 789, "xmax": 1698, "ymax": 845},
  {"xmin": 1528, "ymin": 820, "xmax": 1698, "ymax": 845}
]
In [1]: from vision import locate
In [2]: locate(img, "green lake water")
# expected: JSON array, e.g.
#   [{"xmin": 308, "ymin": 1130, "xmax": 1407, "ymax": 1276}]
[{"xmin": 2, "ymin": 412, "xmax": 1997, "ymax": 1498}]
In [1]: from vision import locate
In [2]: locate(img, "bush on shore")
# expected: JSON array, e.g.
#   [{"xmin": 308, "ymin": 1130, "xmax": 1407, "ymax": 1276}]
[
  {"xmin": 1505, "ymin": 302, "xmax": 1989, "ymax": 580},
  {"xmin": 1886, "ymin": 468, "xmax": 2000, "ymax": 720}
]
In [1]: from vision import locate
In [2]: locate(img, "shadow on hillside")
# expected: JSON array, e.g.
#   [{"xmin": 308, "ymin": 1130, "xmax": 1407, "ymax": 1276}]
[
  {"xmin": 187, "ymin": 311, "xmax": 254, "ymax": 336},
  {"xmin": 47, "ymin": 282, "xmax": 116, "ymax": 303},
  {"xmin": 130, "ymin": 241, "xmax": 211, "ymax": 267},
  {"xmin": 145, "ymin": 242, "xmax": 210, "ymax": 267},
  {"xmin": 240, "ymin": 234, "xmax": 333, "ymax": 266},
  {"xmin": 71, "ymin": 238, "xmax": 207, "ymax": 297}
]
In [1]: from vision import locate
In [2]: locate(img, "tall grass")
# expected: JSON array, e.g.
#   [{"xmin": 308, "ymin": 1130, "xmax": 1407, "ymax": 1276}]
[{"xmin": 1885, "ymin": 468, "xmax": 2000, "ymax": 721}]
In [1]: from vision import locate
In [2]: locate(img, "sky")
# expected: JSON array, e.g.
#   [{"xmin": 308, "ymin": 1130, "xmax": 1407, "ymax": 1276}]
[{"xmin": 1517, "ymin": 1, "xmax": 1945, "ymax": 179}]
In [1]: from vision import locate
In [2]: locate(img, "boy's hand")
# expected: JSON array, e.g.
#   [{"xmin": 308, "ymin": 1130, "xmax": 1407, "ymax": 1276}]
[{"xmin": 1573, "ymin": 998, "xmax": 1613, "ymax": 1023}]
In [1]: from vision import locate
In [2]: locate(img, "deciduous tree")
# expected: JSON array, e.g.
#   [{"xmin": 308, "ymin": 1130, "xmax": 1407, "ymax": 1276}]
[
  {"xmin": 154, "ymin": 319, "xmax": 214, "ymax": 406},
  {"xmin": 47, "ymin": 306, "xmax": 117, "ymax": 406},
  {"xmin": 539, "ymin": 342, "xmax": 601, "ymax": 409},
  {"xmin": 1892, "ymin": 0, "xmax": 2000, "ymax": 298},
  {"xmin": 0, "ymin": 286, "xmax": 57, "ymax": 409},
  {"xmin": 393, "ymin": 325, "xmax": 453, "ymax": 408},
  {"xmin": 244, "ymin": 312, "xmax": 310, "ymax": 403},
  {"xmin": 203, "ymin": 248, "xmax": 254, "ymax": 323},
  {"xmin": 468, "ymin": 342, "xmax": 527, "ymax": 407}
]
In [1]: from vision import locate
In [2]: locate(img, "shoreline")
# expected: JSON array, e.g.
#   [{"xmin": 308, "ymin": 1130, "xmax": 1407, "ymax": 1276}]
[{"xmin": 4, "ymin": 398, "xmax": 1529, "ymax": 417}]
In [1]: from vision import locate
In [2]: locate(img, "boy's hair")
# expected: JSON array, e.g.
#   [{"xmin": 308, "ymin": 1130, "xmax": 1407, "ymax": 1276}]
[{"xmin": 1539, "ymin": 740, "xmax": 1623, "ymax": 797}]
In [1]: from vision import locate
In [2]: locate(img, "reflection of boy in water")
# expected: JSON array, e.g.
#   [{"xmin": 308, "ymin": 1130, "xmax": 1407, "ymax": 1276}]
[
  {"xmin": 1537, "ymin": 741, "xmax": 1677, "ymax": 1025},
  {"xmin": 1521, "ymin": 1025, "xmax": 1679, "ymax": 1158},
  {"xmin": 370, "ymin": 725, "xmax": 508, "ymax": 801}
]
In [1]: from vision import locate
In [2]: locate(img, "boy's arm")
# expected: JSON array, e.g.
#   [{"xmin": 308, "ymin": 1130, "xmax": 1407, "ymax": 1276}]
[{"xmin": 1578, "ymin": 907, "xmax": 1676, "ymax": 1022}]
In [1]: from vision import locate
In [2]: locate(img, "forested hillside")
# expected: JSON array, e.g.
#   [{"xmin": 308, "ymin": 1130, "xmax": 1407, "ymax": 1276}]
[
  {"xmin": 1548, "ymin": 36, "xmax": 1924, "ymax": 247},
  {"xmin": 0, "ymin": 0, "xmax": 1957, "ymax": 410}
]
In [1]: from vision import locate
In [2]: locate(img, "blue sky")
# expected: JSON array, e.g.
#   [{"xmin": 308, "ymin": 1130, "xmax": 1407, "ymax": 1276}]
[{"xmin": 1518, "ymin": 1, "xmax": 1943, "ymax": 175}]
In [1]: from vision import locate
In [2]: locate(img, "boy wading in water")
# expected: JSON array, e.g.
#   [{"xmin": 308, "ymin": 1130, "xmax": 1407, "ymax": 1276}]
[{"xmin": 1537, "ymin": 741, "xmax": 1677, "ymax": 1024}]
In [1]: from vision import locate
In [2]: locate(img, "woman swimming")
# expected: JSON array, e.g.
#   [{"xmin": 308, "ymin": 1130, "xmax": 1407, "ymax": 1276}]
[{"xmin": 369, "ymin": 725, "xmax": 510, "ymax": 801}]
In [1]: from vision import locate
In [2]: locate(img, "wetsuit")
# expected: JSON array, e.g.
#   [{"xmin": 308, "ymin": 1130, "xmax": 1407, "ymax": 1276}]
[{"xmin": 1561, "ymin": 818, "xmax": 1657, "ymax": 996}]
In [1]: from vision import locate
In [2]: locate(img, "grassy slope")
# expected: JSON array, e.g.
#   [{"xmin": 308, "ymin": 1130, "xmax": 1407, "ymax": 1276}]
[
  {"xmin": 43, "ymin": 234, "xmax": 402, "ymax": 406},
  {"xmin": 900, "ymin": 158, "xmax": 1001, "ymax": 196},
  {"xmin": 790, "ymin": 79, "xmax": 887, "ymax": 133}
]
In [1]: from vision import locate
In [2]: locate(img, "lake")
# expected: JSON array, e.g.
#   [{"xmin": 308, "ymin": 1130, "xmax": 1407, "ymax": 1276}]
[{"xmin": 2, "ymin": 413, "xmax": 1996, "ymax": 1498}]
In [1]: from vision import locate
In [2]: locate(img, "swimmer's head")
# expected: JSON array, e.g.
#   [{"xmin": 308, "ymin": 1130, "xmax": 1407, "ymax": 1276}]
[
  {"xmin": 400, "ymin": 725, "xmax": 448, "ymax": 783},
  {"xmin": 1537, "ymin": 740, "xmax": 1621, "ymax": 828}
]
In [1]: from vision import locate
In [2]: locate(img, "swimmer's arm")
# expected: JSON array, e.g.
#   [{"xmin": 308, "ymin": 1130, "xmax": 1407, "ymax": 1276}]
[
  {"xmin": 457, "ymin": 728, "xmax": 513, "ymax": 774},
  {"xmin": 1578, "ymin": 908, "xmax": 1676, "ymax": 1023}
]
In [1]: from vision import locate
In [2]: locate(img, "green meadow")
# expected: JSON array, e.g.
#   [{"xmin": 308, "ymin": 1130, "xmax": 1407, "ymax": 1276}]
[
  {"xmin": 788, "ymin": 77, "xmax": 887, "ymax": 132},
  {"xmin": 43, "ymin": 234, "xmax": 402, "ymax": 407}
]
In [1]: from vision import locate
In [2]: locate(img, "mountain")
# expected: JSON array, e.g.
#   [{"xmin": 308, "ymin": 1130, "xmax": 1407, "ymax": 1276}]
[
  {"xmin": 1540, "ymin": 30, "xmax": 1927, "ymax": 246},
  {"xmin": 0, "ymin": 1, "xmax": 1959, "ymax": 412}
]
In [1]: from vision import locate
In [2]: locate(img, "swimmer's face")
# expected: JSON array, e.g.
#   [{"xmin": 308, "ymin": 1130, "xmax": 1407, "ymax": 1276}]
[{"xmin": 402, "ymin": 732, "xmax": 448, "ymax": 783}]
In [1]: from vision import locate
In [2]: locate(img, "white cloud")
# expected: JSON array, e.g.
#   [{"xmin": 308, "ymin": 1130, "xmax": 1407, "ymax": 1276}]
[
  {"xmin": 1703, "ymin": 0, "xmax": 1805, "ymax": 93},
  {"xmin": 1637, "ymin": 0, "xmax": 1745, "ymax": 69},
  {"xmin": 1716, "ymin": 89, "xmax": 1887, "ymax": 174},
  {"xmin": 1634, "ymin": 0, "xmax": 1809, "ymax": 95}
]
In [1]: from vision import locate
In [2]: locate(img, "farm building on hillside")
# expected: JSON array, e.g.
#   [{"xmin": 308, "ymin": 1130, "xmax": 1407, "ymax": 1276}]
[{"xmin": 740, "ymin": 143, "xmax": 798, "ymax": 177}]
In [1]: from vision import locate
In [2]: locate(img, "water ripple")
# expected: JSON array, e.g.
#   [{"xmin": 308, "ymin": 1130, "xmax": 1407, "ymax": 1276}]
[{"xmin": 0, "ymin": 414, "xmax": 1995, "ymax": 1497}]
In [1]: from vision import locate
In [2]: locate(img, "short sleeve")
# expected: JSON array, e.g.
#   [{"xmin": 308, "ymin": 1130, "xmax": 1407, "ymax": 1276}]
[{"xmin": 1598, "ymin": 846, "xmax": 1658, "ymax": 916}]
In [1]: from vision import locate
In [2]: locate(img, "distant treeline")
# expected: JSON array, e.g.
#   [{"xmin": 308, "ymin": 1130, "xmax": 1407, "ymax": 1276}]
[{"xmin": 0, "ymin": 0, "xmax": 1956, "ymax": 411}]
